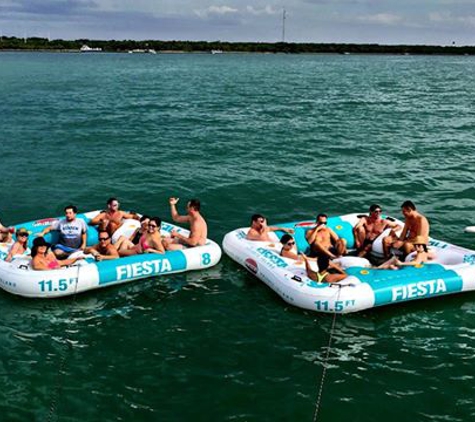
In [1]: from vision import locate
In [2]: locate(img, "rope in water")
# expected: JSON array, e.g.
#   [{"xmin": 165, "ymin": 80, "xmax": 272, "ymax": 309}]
[
  {"xmin": 46, "ymin": 265, "xmax": 81, "ymax": 422},
  {"xmin": 312, "ymin": 286, "xmax": 342, "ymax": 422}
]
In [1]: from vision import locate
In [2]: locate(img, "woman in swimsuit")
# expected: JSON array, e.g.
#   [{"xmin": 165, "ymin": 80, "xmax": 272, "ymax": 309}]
[
  {"xmin": 301, "ymin": 254, "xmax": 347, "ymax": 283},
  {"xmin": 118, "ymin": 217, "xmax": 165, "ymax": 256},
  {"xmin": 378, "ymin": 236, "xmax": 435, "ymax": 270},
  {"xmin": 115, "ymin": 215, "xmax": 150, "ymax": 252},
  {"xmin": 31, "ymin": 237, "xmax": 81, "ymax": 271},
  {"xmin": 5, "ymin": 227, "xmax": 30, "ymax": 262},
  {"xmin": 280, "ymin": 234, "xmax": 301, "ymax": 261}
]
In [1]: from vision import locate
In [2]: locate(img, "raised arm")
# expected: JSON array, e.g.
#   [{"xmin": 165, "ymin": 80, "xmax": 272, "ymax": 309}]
[
  {"xmin": 269, "ymin": 226, "xmax": 295, "ymax": 234},
  {"xmin": 169, "ymin": 197, "xmax": 190, "ymax": 224},
  {"xmin": 89, "ymin": 212, "xmax": 106, "ymax": 226}
]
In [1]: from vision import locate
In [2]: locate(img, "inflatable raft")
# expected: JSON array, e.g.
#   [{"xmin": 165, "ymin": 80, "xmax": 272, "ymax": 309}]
[
  {"xmin": 0, "ymin": 210, "xmax": 221, "ymax": 298},
  {"xmin": 223, "ymin": 213, "xmax": 475, "ymax": 313}
]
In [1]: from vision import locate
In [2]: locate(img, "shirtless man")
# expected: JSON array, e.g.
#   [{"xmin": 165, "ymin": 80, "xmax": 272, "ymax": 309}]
[
  {"xmin": 89, "ymin": 197, "xmax": 139, "ymax": 237},
  {"xmin": 246, "ymin": 214, "xmax": 294, "ymax": 241},
  {"xmin": 85, "ymin": 230, "xmax": 119, "ymax": 261},
  {"xmin": 353, "ymin": 204, "xmax": 399, "ymax": 257},
  {"xmin": 382, "ymin": 200, "xmax": 430, "ymax": 258},
  {"xmin": 164, "ymin": 197, "xmax": 207, "ymax": 249},
  {"xmin": 306, "ymin": 213, "xmax": 347, "ymax": 259}
]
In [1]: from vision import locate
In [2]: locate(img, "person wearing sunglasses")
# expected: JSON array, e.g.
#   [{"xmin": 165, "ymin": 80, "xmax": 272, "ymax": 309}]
[
  {"xmin": 114, "ymin": 215, "xmax": 150, "ymax": 252},
  {"xmin": 89, "ymin": 197, "xmax": 140, "ymax": 237},
  {"xmin": 85, "ymin": 230, "xmax": 119, "ymax": 261},
  {"xmin": 353, "ymin": 204, "xmax": 399, "ymax": 258},
  {"xmin": 246, "ymin": 214, "xmax": 294, "ymax": 242},
  {"xmin": 118, "ymin": 216, "xmax": 165, "ymax": 256},
  {"xmin": 306, "ymin": 213, "xmax": 347, "ymax": 260},
  {"xmin": 5, "ymin": 227, "xmax": 31, "ymax": 262},
  {"xmin": 280, "ymin": 234, "xmax": 301, "ymax": 260}
]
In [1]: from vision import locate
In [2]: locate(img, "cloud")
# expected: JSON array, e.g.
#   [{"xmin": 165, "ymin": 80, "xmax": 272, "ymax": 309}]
[
  {"xmin": 246, "ymin": 5, "xmax": 280, "ymax": 16},
  {"xmin": 357, "ymin": 13, "xmax": 403, "ymax": 25},
  {"xmin": 429, "ymin": 11, "xmax": 475, "ymax": 27},
  {"xmin": 194, "ymin": 5, "xmax": 238, "ymax": 18}
]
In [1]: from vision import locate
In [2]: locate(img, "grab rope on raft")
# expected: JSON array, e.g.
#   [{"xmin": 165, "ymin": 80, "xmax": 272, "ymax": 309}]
[{"xmin": 313, "ymin": 285, "xmax": 342, "ymax": 422}]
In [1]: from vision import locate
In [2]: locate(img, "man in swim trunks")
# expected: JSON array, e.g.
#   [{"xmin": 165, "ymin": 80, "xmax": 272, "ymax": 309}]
[
  {"xmin": 89, "ymin": 197, "xmax": 139, "ymax": 237},
  {"xmin": 353, "ymin": 204, "xmax": 399, "ymax": 257},
  {"xmin": 382, "ymin": 200, "xmax": 430, "ymax": 259},
  {"xmin": 0, "ymin": 217, "xmax": 14, "ymax": 243},
  {"xmin": 38, "ymin": 205, "xmax": 87, "ymax": 259},
  {"xmin": 85, "ymin": 230, "xmax": 119, "ymax": 261},
  {"xmin": 246, "ymin": 214, "xmax": 294, "ymax": 241},
  {"xmin": 306, "ymin": 213, "xmax": 347, "ymax": 259},
  {"xmin": 164, "ymin": 197, "xmax": 207, "ymax": 249}
]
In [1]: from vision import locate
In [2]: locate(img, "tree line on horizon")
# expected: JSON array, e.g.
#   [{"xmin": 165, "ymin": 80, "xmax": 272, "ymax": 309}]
[{"xmin": 1, "ymin": 36, "xmax": 474, "ymax": 55}]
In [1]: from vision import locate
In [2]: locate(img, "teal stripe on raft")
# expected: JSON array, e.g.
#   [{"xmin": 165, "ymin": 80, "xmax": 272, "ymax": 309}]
[
  {"xmin": 97, "ymin": 251, "xmax": 188, "ymax": 285},
  {"xmin": 346, "ymin": 264, "xmax": 463, "ymax": 306}
]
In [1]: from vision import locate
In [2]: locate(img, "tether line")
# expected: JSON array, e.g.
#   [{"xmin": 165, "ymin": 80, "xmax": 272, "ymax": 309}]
[
  {"xmin": 46, "ymin": 265, "xmax": 81, "ymax": 422},
  {"xmin": 313, "ymin": 286, "xmax": 342, "ymax": 422}
]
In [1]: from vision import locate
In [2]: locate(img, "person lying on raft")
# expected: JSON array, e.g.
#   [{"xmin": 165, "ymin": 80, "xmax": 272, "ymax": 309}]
[
  {"xmin": 31, "ymin": 237, "xmax": 82, "ymax": 270},
  {"xmin": 164, "ymin": 197, "xmax": 207, "ymax": 250},
  {"xmin": 353, "ymin": 204, "xmax": 399, "ymax": 258},
  {"xmin": 117, "ymin": 217, "xmax": 165, "ymax": 256},
  {"xmin": 246, "ymin": 214, "xmax": 294, "ymax": 242},
  {"xmin": 382, "ymin": 200, "xmax": 430, "ymax": 259},
  {"xmin": 377, "ymin": 236, "xmax": 435, "ymax": 270},
  {"xmin": 114, "ymin": 215, "xmax": 150, "ymax": 251},
  {"xmin": 301, "ymin": 254, "xmax": 347, "ymax": 284},
  {"xmin": 89, "ymin": 197, "xmax": 140, "ymax": 237},
  {"xmin": 306, "ymin": 214, "xmax": 347, "ymax": 260},
  {"xmin": 5, "ymin": 228, "xmax": 30, "ymax": 262},
  {"xmin": 85, "ymin": 230, "xmax": 119, "ymax": 261}
]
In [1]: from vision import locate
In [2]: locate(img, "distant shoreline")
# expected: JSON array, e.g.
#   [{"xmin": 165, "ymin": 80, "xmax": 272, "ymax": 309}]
[{"xmin": 1, "ymin": 36, "xmax": 474, "ymax": 55}]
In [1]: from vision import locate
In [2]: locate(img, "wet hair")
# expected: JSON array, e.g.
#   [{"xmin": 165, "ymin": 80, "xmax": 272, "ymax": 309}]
[
  {"xmin": 188, "ymin": 199, "xmax": 201, "ymax": 212},
  {"xmin": 107, "ymin": 197, "xmax": 119, "ymax": 206},
  {"xmin": 415, "ymin": 244, "xmax": 428, "ymax": 253},
  {"xmin": 317, "ymin": 255, "xmax": 330, "ymax": 272},
  {"xmin": 251, "ymin": 214, "xmax": 265, "ymax": 223},
  {"xmin": 280, "ymin": 234, "xmax": 293, "ymax": 245},
  {"xmin": 150, "ymin": 217, "xmax": 162, "ymax": 228},
  {"xmin": 140, "ymin": 215, "xmax": 150, "ymax": 223},
  {"xmin": 369, "ymin": 204, "xmax": 381, "ymax": 213},
  {"xmin": 64, "ymin": 205, "xmax": 78, "ymax": 214},
  {"xmin": 401, "ymin": 200, "xmax": 416, "ymax": 211},
  {"xmin": 316, "ymin": 213, "xmax": 328, "ymax": 221}
]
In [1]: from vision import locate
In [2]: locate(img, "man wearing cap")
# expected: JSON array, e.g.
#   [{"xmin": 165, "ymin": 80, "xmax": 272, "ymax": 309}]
[
  {"xmin": 353, "ymin": 204, "xmax": 400, "ymax": 257},
  {"xmin": 383, "ymin": 200, "xmax": 430, "ymax": 259},
  {"xmin": 38, "ymin": 205, "xmax": 88, "ymax": 259}
]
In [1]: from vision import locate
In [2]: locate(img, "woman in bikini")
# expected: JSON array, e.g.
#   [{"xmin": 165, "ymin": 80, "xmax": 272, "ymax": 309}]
[
  {"xmin": 31, "ymin": 237, "xmax": 81, "ymax": 270},
  {"xmin": 118, "ymin": 217, "xmax": 165, "ymax": 256},
  {"xmin": 5, "ymin": 227, "xmax": 31, "ymax": 262}
]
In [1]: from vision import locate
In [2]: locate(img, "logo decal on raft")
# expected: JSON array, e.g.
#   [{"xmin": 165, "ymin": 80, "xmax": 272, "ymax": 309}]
[
  {"xmin": 116, "ymin": 259, "xmax": 172, "ymax": 280},
  {"xmin": 391, "ymin": 278, "xmax": 447, "ymax": 302},
  {"xmin": 245, "ymin": 258, "xmax": 258, "ymax": 274},
  {"xmin": 256, "ymin": 248, "xmax": 288, "ymax": 269},
  {"xmin": 33, "ymin": 218, "xmax": 59, "ymax": 227}
]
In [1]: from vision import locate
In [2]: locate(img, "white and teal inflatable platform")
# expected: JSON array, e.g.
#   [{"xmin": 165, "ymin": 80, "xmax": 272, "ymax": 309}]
[
  {"xmin": 0, "ymin": 211, "xmax": 222, "ymax": 298},
  {"xmin": 223, "ymin": 213, "xmax": 475, "ymax": 313}
]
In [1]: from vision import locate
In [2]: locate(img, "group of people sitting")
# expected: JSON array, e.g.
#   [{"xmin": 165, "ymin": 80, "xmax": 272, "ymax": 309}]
[
  {"xmin": 1, "ymin": 196, "xmax": 208, "ymax": 271},
  {"xmin": 246, "ymin": 200, "xmax": 432, "ymax": 283}
]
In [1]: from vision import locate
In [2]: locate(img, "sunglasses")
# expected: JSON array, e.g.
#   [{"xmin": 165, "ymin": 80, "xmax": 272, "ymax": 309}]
[
  {"xmin": 99, "ymin": 237, "xmax": 110, "ymax": 241},
  {"xmin": 18, "ymin": 233, "xmax": 29, "ymax": 237},
  {"xmin": 148, "ymin": 224, "xmax": 158, "ymax": 228},
  {"xmin": 286, "ymin": 241, "xmax": 295, "ymax": 246},
  {"xmin": 317, "ymin": 221, "xmax": 327, "ymax": 225}
]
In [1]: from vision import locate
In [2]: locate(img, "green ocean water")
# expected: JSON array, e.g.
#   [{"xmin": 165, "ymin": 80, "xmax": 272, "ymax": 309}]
[{"xmin": 1, "ymin": 52, "xmax": 475, "ymax": 421}]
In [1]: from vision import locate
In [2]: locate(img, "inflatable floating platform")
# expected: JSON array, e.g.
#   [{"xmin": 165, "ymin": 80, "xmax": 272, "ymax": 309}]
[
  {"xmin": 223, "ymin": 213, "xmax": 475, "ymax": 313},
  {"xmin": 0, "ymin": 210, "xmax": 221, "ymax": 298}
]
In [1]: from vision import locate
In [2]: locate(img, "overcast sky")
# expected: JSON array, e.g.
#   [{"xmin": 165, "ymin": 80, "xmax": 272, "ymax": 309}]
[{"xmin": 1, "ymin": 0, "xmax": 475, "ymax": 45}]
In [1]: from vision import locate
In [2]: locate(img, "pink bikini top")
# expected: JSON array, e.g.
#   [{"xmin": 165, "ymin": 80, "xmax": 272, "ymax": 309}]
[
  {"xmin": 48, "ymin": 259, "xmax": 60, "ymax": 270},
  {"xmin": 140, "ymin": 235, "xmax": 150, "ymax": 251}
]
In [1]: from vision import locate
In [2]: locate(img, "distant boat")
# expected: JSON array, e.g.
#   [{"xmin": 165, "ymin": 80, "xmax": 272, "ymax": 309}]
[
  {"xmin": 128, "ymin": 49, "xmax": 157, "ymax": 54},
  {"xmin": 211, "ymin": 49, "xmax": 223, "ymax": 54},
  {"xmin": 80, "ymin": 44, "xmax": 102, "ymax": 52}
]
